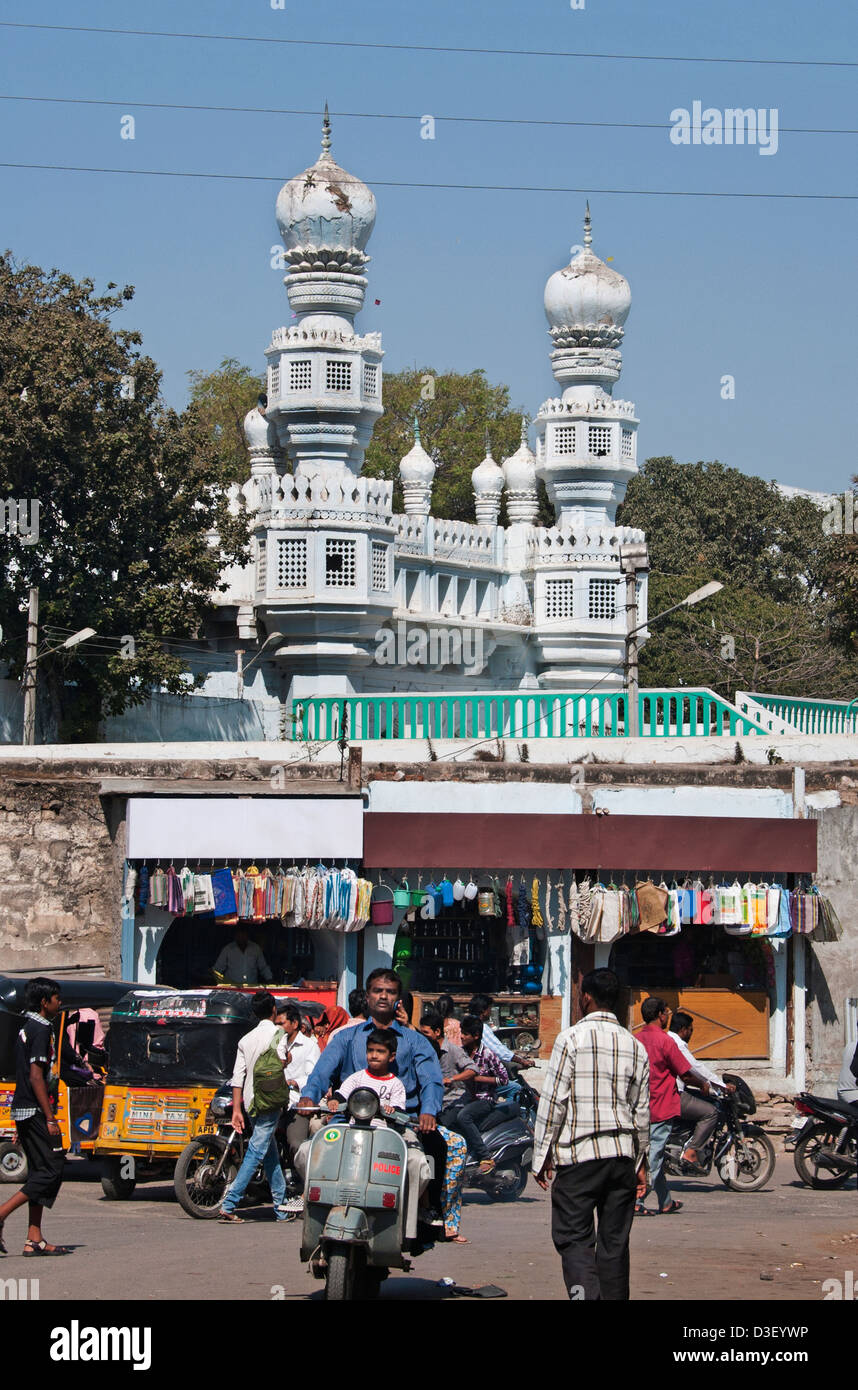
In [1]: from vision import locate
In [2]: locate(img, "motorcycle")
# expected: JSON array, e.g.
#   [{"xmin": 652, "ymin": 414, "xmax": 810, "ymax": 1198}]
[
  {"xmin": 662, "ymin": 1073, "xmax": 775, "ymax": 1192},
  {"xmin": 173, "ymin": 1089, "xmax": 301, "ymax": 1218},
  {"xmin": 301, "ymin": 1089, "xmax": 437, "ymax": 1301},
  {"xmin": 791, "ymin": 1091, "xmax": 858, "ymax": 1189},
  {"xmin": 460, "ymin": 1073, "xmax": 538, "ymax": 1202}
]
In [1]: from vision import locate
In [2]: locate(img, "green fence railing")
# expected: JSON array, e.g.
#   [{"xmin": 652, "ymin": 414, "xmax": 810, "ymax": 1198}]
[
  {"xmin": 290, "ymin": 687, "xmax": 771, "ymax": 742},
  {"xmin": 744, "ymin": 693, "xmax": 858, "ymax": 736}
]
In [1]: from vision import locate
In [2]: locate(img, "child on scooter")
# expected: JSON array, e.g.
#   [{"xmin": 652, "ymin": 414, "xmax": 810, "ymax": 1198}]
[{"xmin": 329, "ymin": 1028, "xmax": 407, "ymax": 1117}]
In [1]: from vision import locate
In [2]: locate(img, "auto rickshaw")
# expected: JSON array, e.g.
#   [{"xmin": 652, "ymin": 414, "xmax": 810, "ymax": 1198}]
[
  {"xmin": 93, "ymin": 988, "xmax": 257, "ymax": 1199},
  {"xmin": 0, "ymin": 975, "xmax": 135, "ymax": 1183}
]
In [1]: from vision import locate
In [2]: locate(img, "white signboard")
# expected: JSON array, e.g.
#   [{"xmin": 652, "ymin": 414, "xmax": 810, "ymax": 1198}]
[{"xmin": 126, "ymin": 796, "xmax": 363, "ymax": 859}]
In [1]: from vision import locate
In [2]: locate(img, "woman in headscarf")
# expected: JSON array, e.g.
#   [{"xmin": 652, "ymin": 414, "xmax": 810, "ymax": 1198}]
[{"xmin": 313, "ymin": 1005, "xmax": 351, "ymax": 1050}]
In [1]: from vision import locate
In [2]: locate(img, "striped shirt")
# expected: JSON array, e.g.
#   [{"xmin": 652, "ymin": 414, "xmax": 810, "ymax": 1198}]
[{"xmin": 532, "ymin": 1011, "xmax": 650, "ymax": 1173}]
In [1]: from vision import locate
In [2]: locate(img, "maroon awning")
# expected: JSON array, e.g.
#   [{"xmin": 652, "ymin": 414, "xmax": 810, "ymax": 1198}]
[{"xmin": 363, "ymin": 813, "xmax": 817, "ymax": 872}]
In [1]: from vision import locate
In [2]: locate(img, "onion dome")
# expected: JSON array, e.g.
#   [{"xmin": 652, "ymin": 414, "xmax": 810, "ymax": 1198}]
[
  {"xmin": 544, "ymin": 205, "xmax": 631, "ymax": 334},
  {"xmin": 275, "ymin": 106, "xmax": 376, "ymax": 271},
  {"xmin": 503, "ymin": 419, "xmax": 537, "ymax": 492},
  {"xmin": 399, "ymin": 417, "xmax": 435, "ymax": 517},
  {"xmin": 472, "ymin": 432, "xmax": 504, "ymax": 524}
]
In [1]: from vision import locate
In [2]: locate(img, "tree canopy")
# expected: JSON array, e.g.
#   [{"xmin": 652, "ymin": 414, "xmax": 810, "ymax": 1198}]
[
  {"xmin": 186, "ymin": 357, "xmax": 264, "ymax": 484},
  {"xmin": 617, "ymin": 457, "xmax": 857, "ymax": 699},
  {"xmin": 0, "ymin": 254, "xmax": 250, "ymax": 740}
]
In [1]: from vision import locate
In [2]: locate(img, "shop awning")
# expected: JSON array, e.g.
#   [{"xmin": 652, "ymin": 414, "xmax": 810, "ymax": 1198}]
[
  {"xmin": 363, "ymin": 813, "xmax": 817, "ymax": 872},
  {"xmin": 126, "ymin": 796, "xmax": 363, "ymax": 859}
]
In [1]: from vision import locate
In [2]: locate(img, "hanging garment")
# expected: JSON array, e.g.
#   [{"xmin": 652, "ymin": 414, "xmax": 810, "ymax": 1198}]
[
  {"xmin": 555, "ymin": 877, "xmax": 567, "ymax": 934},
  {"xmin": 149, "ymin": 867, "xmax": 168, "ymax": 909},
  {"xmin": 634, "ymin": 879, "xmax": 668, "ymax": 933},
  {"xmin": 179, "ymin": 865, "xmax": 195, "ymax": 916},
  {"xmin": 505, "ymin": 878, "xmax": 515, "ymax": 927},
  {"xmin": 193, "ymin": 874, "xmax": 215, "ymax": 915},
  {"xmin": 166, "ymin": 866, "xmax": 184, "ymax": 915},
  {"xmin": 237, "ymin": 870, "xmax": 255, "ymax": 921},
  {"xmin": 137, "ymin": 865, "xmax": 150, "ymax": 911},
  {"xmin": 212, "ymin": 867, "xmax": 238, "ymax": 924},
  {"xmin": 531, "ymin": 878, "xmax": 544, "ymax": 935},
  {"xmin": 122, "ymin": 867, "xmax": 138, "ymax": 909}
]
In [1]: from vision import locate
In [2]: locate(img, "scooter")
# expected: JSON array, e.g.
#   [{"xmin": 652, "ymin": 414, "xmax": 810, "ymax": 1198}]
[
  {"xmin": 791, "ymin": 1091, "xmax": 858, "ymax": 1189},
  {"xmin": 300, "ymin": 1088, "xmax": 435, "ymax": 1301},
  {"xmin": 461, "ymin": 1075, "xmax": 539, "ymax": 1202},
  {"xmin": 662, "ymin": 1073, "xmax": 776, "ymax": 1192}
]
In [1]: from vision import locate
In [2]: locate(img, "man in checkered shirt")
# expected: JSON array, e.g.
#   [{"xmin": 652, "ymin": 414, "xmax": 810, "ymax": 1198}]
[{"xmin": 532, "ymin": 968, "xmax": 650, "ymax": 1301}]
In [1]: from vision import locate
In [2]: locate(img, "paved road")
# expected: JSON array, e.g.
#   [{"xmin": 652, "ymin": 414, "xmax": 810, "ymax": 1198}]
[{"xmin": 1, "ymin": 1152, "xmax": 855, "ymax": 1302}]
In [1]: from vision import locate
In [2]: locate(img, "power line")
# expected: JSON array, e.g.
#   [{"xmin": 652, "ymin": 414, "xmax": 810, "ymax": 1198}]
[
  {"xmin": 1, "ymin": 161, "xmax": 854, "ymax": 201},
  {"xmin": 1, "ymin": 21, "xmax": 855, "ymax": 68},
  {"xmin": 1, "ymin": 92, "xmax": 854, "ymax": 138}
]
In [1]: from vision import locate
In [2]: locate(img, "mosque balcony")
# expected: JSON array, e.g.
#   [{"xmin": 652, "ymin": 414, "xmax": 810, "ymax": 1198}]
[
  {"xmin": 525, "ymin": 524, "xmax": 646, "ymax": 569},
  {"xmin": 250, "ymin": 472, "xmax": 394, "ymax": 527},
  {"xmin": 393, "ymin": 514, "xmax": 505, "ymax": 571}
]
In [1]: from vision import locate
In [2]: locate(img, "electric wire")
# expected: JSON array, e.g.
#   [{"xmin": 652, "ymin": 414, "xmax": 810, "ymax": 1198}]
[
  {"xmin": 1, "ymin": 21, "xmax": 854, "ymax": 68},
  {"xmin": 0, "ymin": 161, "xmax": 853, "ymax": 201},
  {"xmin": 0, "ymin": 92, "xmax": 854, "ymax": 138}
]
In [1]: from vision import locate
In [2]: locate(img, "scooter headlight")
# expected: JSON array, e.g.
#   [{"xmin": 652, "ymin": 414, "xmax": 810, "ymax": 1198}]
[{"xmin": 346, "ymin": 1087, "xmax": 381, "ymax": 1124}]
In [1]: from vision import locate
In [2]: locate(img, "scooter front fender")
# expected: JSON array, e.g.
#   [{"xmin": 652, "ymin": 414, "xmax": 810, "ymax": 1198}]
[{"xmin": 323, "ymin": 1205, "xmax": 371, "ymax": 1244}]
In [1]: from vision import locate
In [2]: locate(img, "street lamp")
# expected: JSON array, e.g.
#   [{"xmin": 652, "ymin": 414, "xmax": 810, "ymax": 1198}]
[
  {"xmin": 619, "ymin": 545, "xmax": 724, "ymax": 737},
  {"xmin": 21, "ymin": 587, "xmax": 98, "ymax": 744}
]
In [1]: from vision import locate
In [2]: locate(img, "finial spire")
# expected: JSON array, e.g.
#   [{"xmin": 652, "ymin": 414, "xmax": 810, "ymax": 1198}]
[
  {"xmin": 413, "ymin": 413, "xmax": 421, "ymax": 445},
  {"xmin": 321, "ymin": 102, "xmax": 332, "ymax": 156},
  {"xmin": 484, "ymin": 426, "xmax": 491, "ymax": 456},
  {"xmin": 583, "ymin": 201, "xmax": 592, "ymax": 250},
  {"xmin": 520, "ymin": 417, "xmax": 528, "ymax": 447}
]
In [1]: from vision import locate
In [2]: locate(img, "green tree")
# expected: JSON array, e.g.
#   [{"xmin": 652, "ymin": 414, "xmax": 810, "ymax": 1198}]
[
  {"xmin": 618, "ymin": 457, "xmax": 856, "ymax": 698},
  {"xmin": 186, "ymin": 357, "xmax": 265, "ymax": 484},
  {"xmin": 363, "ymin": 366, "xmax": 551, "ymax": 523},
  {"xmin": 0, "ymin": 254, "xmax": 250, "ymax": 740}
]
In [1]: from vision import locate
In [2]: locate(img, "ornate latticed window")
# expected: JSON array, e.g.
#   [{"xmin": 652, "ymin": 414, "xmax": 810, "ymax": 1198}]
[
  {"xmin": 268, "ymin": 363, "xmax": 280, "ymax": 398},
  {"xmin": 326, "ymin": 360, "xmax": 352, "ymax": 392},
  {"xmin": 621, "ymin": 428, "xmax": 634, "ymax": 459},
  {"xmin": 363, "ymin": 363, "xmax": 379, "ymax": 397},
  {"xmin": 588, "ymin": 578, "xmax": 618, "ymax": 620},
  {"xmin": 325, "ymin": 538, "xmax": 357, "ymax": 587},
  {"xmin": 289, "ymin": 359, "xmax": 312, "ymax": 391},
  {"xmin": 371, "ymin": 541, "xmax": 388, "ymax": 591},
  {"xmin": 554, "ymin": 425, "xmax": 576, "ymax": 455},
  {"xmin": 276, "ymin": 537, "xmax": 307, "ymax": 589},
  {"xmin": 545, "ymin": 578, "xmax": 575, "ymax": 619},
  {"xmin": 588, "ymin": 425, "xmax": 612, "ymax": 456}
]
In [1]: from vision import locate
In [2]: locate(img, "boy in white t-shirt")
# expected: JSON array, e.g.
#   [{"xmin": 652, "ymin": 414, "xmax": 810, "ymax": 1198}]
[{"xmin": 330, "ymin": 1028, "xmax": 407, "ymax": 1115}]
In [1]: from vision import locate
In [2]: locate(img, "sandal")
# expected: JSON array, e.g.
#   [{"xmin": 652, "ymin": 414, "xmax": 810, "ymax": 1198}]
[
  {"xmin": 445, "ymin": 1229, "xmax": 469, "ymax": 1243},
  {"xmin": 634, "ymin": 1202, "xmax": 653, "ymax": 1216},
  {"xmin": 22, "ymin": 1239, "xmax": 72, "ymax": 1256},
  {"xmin": 660, "ymin": 1200, "xmax": 683, "ymax": 1214},
  {"xmin": 478, "ymin": 1159, "xmax": 496, "ymax": 1174},
  {"xmin": 217, "ymin": 1212, "xmax": 244, "ymax": 1224}
]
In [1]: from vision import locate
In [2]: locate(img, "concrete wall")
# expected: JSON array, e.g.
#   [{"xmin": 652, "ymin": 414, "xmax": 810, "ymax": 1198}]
[{"xmin": 808, "ymin": 802, "xmax": 858, "ymax": 1094}]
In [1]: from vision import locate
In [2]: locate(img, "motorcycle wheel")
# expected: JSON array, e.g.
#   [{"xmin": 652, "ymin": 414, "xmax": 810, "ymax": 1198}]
[
  {"xmin": 325, "ymin": 1248, "xmax": 357, "ymax": 1301},
  {"xmin": 488, "ymin": 1162, "xmax": 529, "ymax": 1202},
  {"xmin": 721, "ymin": 1126, "xmax": 775, "ymax": 1192},
  {"xmin": 100, "ymin": 1156, "xmax": 137, "ymax": 1201},
  {"xmin": 174, "ymin": 1136, "xmax": 238, "ymax": 1219},
  {"xmin": 793, "ymin": 1124, "xmax": 854, "ymax": 1189},
  {"xmin": 0, "ymin": 1141, "xmax": 27, "ymax": 1184}
]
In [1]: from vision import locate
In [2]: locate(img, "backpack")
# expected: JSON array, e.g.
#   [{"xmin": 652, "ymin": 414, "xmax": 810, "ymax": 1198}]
[{"xmin": 250, "ymin": 1028, "xmax": 291, "ymax": 1116}]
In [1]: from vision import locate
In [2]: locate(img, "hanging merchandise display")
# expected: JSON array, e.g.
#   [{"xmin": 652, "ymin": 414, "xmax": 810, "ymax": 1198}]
[{"xmin": 135, "ymin": 860, "xmax": 373, "ymax": 933}]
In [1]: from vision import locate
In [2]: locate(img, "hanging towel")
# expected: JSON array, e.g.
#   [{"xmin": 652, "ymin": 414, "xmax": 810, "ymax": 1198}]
[
  {"xmin": 149, "ymin": 867, "xmax": 168, "ymax": 909},
  {"xmin": 166, "ymin": 866, "xmax": 184, "ymax": 915}
]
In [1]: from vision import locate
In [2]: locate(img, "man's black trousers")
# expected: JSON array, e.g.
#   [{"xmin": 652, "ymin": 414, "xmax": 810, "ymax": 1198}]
[{"xmin": 550, "ymin": 1156, "xmax": 637, "ymax": 1301}]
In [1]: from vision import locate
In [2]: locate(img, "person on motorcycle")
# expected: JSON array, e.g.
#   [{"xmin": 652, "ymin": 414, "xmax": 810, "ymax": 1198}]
[
  {"xmin": 297, "ymin": 969, "xmax": 446, "ymax": 1237},
  {"xmin": 669, "ymin": 1011, "xmax": 735, "ymax": 1169},
  {"xmin": 837, "ymin": 1036, "xmax": 858, "ymax": 1106},
  {"xmin": 637, "ymin": 997, "xmax": 714, "ymax": 1215},
  {"xmin": 468, "ymin": 994, "xmax": 535, "ymax": 1073}
]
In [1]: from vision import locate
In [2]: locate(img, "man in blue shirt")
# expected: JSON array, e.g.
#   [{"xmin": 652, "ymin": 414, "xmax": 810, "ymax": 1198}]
[{"xmin": 298, "ymin": 968, "xmax": 445, "ymax": 1234}]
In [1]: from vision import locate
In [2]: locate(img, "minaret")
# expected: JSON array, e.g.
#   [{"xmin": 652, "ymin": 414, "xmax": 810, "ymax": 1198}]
[{"xmin": 265, "ymin": 108, "xmax": 383, "ymax": 479}]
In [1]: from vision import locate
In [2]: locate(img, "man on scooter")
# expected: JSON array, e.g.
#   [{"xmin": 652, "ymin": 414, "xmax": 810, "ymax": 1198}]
[
  {"xmin": 669, "ymin": 1011, "xmax": 735, "ymax": 1169},
  {"xmin": 297, "ymin": 969, "xmax": 446, "ymax": 1236}
]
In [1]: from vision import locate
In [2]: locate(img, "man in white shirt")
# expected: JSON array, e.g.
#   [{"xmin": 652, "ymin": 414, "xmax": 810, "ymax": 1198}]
[
  {"xmin": 273, "ymin": 1000, "xmax": 321, "ymax": 1217},
  {"xmin": 669, "ymin": 1012, "xmax": 734, "ymax": 1167},
  {"xmin": 219, "ymin": 992, "xmax": 289, "ymax": 1222},
  {"xmin": 213, "ymin": 926, "xmax": 272, "ymax": 987},
  {"xmin": 468, "ymin": 994, "xmax": 535, "ymax": 1074}
]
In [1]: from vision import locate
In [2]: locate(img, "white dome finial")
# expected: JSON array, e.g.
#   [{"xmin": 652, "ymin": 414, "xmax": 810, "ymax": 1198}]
[
  {"xmin": 584, "ymin": 201, "xmax": 592, "ymax": 250},
  {"xmin": 321, "ymin": 102, "xmax": 332, "ymax": 158},
  {"xmin": 399, "ymin": 417, "xmax": 436, "ymax": 516}
]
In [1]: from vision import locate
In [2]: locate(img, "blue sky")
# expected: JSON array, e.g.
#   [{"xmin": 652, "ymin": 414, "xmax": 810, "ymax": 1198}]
[{"xmin": 1, "ymin": 0, "xmax": 855, "ymax": 491}]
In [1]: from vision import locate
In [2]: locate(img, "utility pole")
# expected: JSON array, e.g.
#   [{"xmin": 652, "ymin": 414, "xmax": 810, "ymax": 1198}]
[
  {"xmin": 22, "ymin": 586, "xmax": 39, "ymax": 745},
  {"xmin": 619, "ymin": 544, "xmax": 648, "ymax": 739}
]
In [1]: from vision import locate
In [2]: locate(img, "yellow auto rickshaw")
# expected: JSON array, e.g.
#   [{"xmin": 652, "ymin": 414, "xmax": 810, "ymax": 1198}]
[
  {"xmin": 0, "ymin": 975, "xmax": 135, "ymax": 1183},
  {"xmin": 93, "ymin": 988, "xmax": 256, "ymax": 1198}
]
